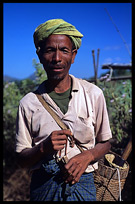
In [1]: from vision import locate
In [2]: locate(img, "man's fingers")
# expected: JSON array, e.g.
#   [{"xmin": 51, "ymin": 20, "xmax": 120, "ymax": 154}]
[
  {"xmin": 72, "ymin": 168, "xmax": 82, "ymax": 183},
  {"xmin": 50, "ymin": 130, "xmax": 71, "ymax": 151},
  {"xmin": 64, "ymin": 166, "xmax": 82, "ymax": 184},
  {"xmin": 64, "ymin": 155, "xmax": 86, "ymax": 184},
  {"xmin": 55, "ymin": 129, "xmax": 72, "ymax": 136}
]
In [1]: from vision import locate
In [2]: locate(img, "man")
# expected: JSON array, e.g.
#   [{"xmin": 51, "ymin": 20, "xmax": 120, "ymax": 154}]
[{"xmin": 15, "ymin": 19, "xmax": 112, "ymax": 201}]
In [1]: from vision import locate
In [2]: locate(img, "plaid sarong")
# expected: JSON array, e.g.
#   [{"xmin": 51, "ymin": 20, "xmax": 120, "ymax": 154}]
[{"xmin": 30, "ymin": 157, "xmax": 96, "ymax": 201}]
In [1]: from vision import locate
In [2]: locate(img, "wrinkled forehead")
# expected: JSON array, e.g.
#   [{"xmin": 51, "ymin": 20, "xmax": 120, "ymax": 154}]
[{"xmin": 39, "ymin": 34, "xmax": 75, "ymax": 50}]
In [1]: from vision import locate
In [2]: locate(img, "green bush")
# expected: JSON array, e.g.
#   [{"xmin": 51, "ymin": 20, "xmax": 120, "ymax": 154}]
[
  {"xmin": 98, "ymin": 79, "xmax": 132, "ymax": 144},
  {"xmin": 3, "ymin": 59, "xmax": 47, "ymax": 170},
  {"xmin": 3, "ymin": 81, "xmax": 23, "ymax": 168},
  {"xmin": 32, "ymin": 58, "xmax": 47, "ymax": 85}
]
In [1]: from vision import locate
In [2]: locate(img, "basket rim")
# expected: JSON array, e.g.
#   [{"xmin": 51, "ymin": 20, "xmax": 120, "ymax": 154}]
[{"xmin": 98, "ymin": 150, "xmax": 129, "ymax": 171}]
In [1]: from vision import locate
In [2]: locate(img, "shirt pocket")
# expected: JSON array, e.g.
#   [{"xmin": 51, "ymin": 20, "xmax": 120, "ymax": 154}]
[{"xmin": 73, "ymin": 116, "xmax": 94, "ymax": 144}]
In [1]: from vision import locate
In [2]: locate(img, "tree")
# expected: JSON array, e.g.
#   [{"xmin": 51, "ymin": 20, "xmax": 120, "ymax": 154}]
[
  {"xmin": 16, "ymin": 78, "xmax": 36, "ymax": 96},
  {"xmin": 32, "ymin": 58, "xmax": 47, "ymax": 86}
]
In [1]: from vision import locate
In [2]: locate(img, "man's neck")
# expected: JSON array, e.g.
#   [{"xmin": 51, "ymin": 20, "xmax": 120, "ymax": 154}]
[{"xmin": 46, "ymin": 75, "xmax": 71, "ymax": 93}]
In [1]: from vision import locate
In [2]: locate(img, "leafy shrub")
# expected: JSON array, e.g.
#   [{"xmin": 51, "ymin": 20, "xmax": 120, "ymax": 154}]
[
  {"xmin": 98, "ymin": 79, "xmax": 132, "ymax": 144},
  {"xmin": 3, "ymin": 82, "xmax": 23, "ymax": 168},
  {"xmin": 3, "ymin": 59, "xmax": 47, "ymax": 170},
  {"xmin": 32, "ymin": 58, "xmax": 47, "ymax": 85}
]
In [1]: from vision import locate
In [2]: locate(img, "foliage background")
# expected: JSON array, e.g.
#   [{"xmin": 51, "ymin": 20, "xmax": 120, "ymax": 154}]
[{"xmin": 3, "ymin": 61, "xmax": 132, "ymax": 201}]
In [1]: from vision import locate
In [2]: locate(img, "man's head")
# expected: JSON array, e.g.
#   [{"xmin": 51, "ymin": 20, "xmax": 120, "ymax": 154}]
[{"xmin": 33, "ymin": 19, "xmax": 83, "ymax": 80}]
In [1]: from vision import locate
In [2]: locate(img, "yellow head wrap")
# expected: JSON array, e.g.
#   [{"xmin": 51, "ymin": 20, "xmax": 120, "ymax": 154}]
[{"xmin": 33, "ymin": 19, "xmax": 83, "ymax": 50}]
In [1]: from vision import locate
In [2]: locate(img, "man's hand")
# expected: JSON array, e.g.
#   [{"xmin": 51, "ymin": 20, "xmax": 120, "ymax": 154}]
[
  {"xmin": 49, "ymin": 129, "xmax": 72, "ymax": 152},
  {"xmin": 17, "ymin": 129, "xmax": 72, "ymax": 168},
  {"xmin": 64, "ymin": 150, "xmax": 94, "ymax": 184},
  {"xmin": 63, "ymin": 140, "xmax": 111, "ymax": 185}
]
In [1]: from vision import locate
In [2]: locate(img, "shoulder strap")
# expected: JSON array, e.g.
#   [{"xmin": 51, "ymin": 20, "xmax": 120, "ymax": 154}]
[
  {"xmin": 35, "ymin": 92, "xmax": 84, "ymax": 153},
  {"xmin": 34, "ymin": 92, "xmax": 98, "ymax": 173},
  {"xmin": 35, "ymin": 93, "xmax": 68, "ymax": 130}
]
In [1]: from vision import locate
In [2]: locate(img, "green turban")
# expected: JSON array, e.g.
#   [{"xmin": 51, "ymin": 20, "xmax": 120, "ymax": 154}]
[{"xmin": 33, "ymin": 19, "xmax": 83, "ymax": 50}]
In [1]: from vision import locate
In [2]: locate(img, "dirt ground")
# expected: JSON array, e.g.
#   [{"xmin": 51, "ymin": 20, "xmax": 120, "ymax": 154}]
[
  {"xmin": 3, "ymin": 154, "xmax": 132, "ymax": 201},
  {"xmin": 3, "ymin": 168, "xmax": 30, "ymax": 201}
]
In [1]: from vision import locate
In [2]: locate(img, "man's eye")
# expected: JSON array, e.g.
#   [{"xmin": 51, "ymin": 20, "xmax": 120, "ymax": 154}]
[
  {"xmin": 45, "ymin": 49, "xmax": 54, "ymax": 53},
  {"xmin": 61, "ymin": 49, "xmax": 70, "ymax": 53},
  {"xmin": 42, "ymin": 48, "xmax": 71, "ymax": 54},
  {"xmin": 42, "ymin": 48, "xmax": 54, "ymax": 53}
]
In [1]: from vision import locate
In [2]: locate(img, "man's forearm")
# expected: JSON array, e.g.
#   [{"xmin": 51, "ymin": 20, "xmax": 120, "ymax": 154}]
[
  {"xmin": 89, "ymin": 140, "xmax": 111, "ymax": 164},
  {"xmin": 16, "ymin": 129, "xmax": 70, "ymax": 168},
  {"xmin": 16, "ymin": 137, "xmax": 54, "ymax": 168}
]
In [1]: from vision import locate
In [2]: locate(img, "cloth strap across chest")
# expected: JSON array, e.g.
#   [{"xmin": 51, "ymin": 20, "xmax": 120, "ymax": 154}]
[{"xmin": 34, "ymin": 92, "xmax": 84, "ymax": 154}]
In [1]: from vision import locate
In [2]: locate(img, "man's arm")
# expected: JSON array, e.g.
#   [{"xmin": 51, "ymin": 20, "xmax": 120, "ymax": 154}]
[
  {"xmin": 16, "ymin": 136, "xmax": 51, "ymax": 168},
  {"xmin": 64, "ymin": 140, "xmax": 111, "ymax": 184},
  {"xmin": 16, "ymin": 129, "xmax": 71, "ymax": 168}
]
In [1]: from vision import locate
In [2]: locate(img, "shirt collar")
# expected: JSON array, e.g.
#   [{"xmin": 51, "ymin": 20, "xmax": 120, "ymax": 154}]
[
  {"xmin": 37, "ymin": 74, "xmax": 79, "ymax": 95},
  {"xmin": 70, "ymin": 74, "xmax": 79, "ymax": 92}
]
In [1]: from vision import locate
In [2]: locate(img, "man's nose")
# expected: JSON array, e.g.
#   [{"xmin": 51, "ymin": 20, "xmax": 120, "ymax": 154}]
[{"xmin": 53, "ymin": 50, "xmax": 62, "ymax": 62}]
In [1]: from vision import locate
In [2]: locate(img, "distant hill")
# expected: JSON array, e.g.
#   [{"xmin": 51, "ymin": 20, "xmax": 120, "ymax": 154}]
[
  {"xmin": 28, "ymin": 73, "xmax": 36, "ymax": 81},
  {"xmin": 4, "ymin": 75, "xmax": 20, "ymax": 82},
  {"xmin": 4, "ymin": 73, "xmax": 36, "ymax": 83}
]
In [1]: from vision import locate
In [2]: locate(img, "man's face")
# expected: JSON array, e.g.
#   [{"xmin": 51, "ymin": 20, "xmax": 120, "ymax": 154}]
[{"xmin": 39, "ymin": 34, "xmax": 77, "ymax": 80}]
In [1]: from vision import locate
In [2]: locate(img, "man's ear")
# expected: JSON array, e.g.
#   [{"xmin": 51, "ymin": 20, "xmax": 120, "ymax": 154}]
[
  {"xmin": 71, "ymin": 49, "xmax": 77, "ymax": 64},
  {"xmin": 36, "ymin": 50, "xmax": 43, "ymax": 64}
]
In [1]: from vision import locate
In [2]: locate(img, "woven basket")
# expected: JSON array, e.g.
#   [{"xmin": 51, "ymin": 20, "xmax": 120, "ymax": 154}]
[{"xmin": 93, "ymin": 151, "xmax": 129, "ymax": 201}]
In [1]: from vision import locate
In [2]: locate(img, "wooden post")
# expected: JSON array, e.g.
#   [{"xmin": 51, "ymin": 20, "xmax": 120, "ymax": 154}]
[
  {"xmin": 96, "ymin": 48, "xmax": 100, "ymax": 84},
  {"xmin": 92, "ymin": 49, "xmax": 100, "ymax": 85},
  {"xmin": 92, "ymin": 50, "xmax": 97, "ymax": 85}
]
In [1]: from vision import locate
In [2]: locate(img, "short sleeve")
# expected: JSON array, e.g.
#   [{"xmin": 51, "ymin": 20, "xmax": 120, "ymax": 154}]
[
  {"xmin": 95, "ymin": 91, "xmax": 112, "ymax": 142},
  {"xmin": 15, "ymin": 103, "xmax": 32, "ymax": 153}
]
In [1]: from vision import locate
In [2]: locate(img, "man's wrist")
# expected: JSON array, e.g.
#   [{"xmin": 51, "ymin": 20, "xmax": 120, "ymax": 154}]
[
  {"xmin": 39, "ymin": 137, "xmax": 54, "ymax": 156},
  {"xmin": 39, "ymin": 141, "xmax": 44, "ymax": 153},
  {"xmin": 87, "ymin": 149, "xmax": 95, "ymax": 163}
]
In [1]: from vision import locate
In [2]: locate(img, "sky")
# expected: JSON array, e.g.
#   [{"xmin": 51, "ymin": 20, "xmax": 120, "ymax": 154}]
[{"xmin": 3, "ymin": 3, "xmax": 132, "ymax": 80}]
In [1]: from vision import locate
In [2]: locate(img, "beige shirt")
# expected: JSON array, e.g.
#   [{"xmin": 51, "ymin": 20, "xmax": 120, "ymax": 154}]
[{"xmin": 16, "ymin": 75, "xmax": 112, "ymax": 173}]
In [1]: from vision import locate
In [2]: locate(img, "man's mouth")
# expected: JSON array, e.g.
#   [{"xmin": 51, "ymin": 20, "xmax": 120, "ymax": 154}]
[{"xmin": 51, "ymin": 66, "xmax": 64, "ymax": 72}]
